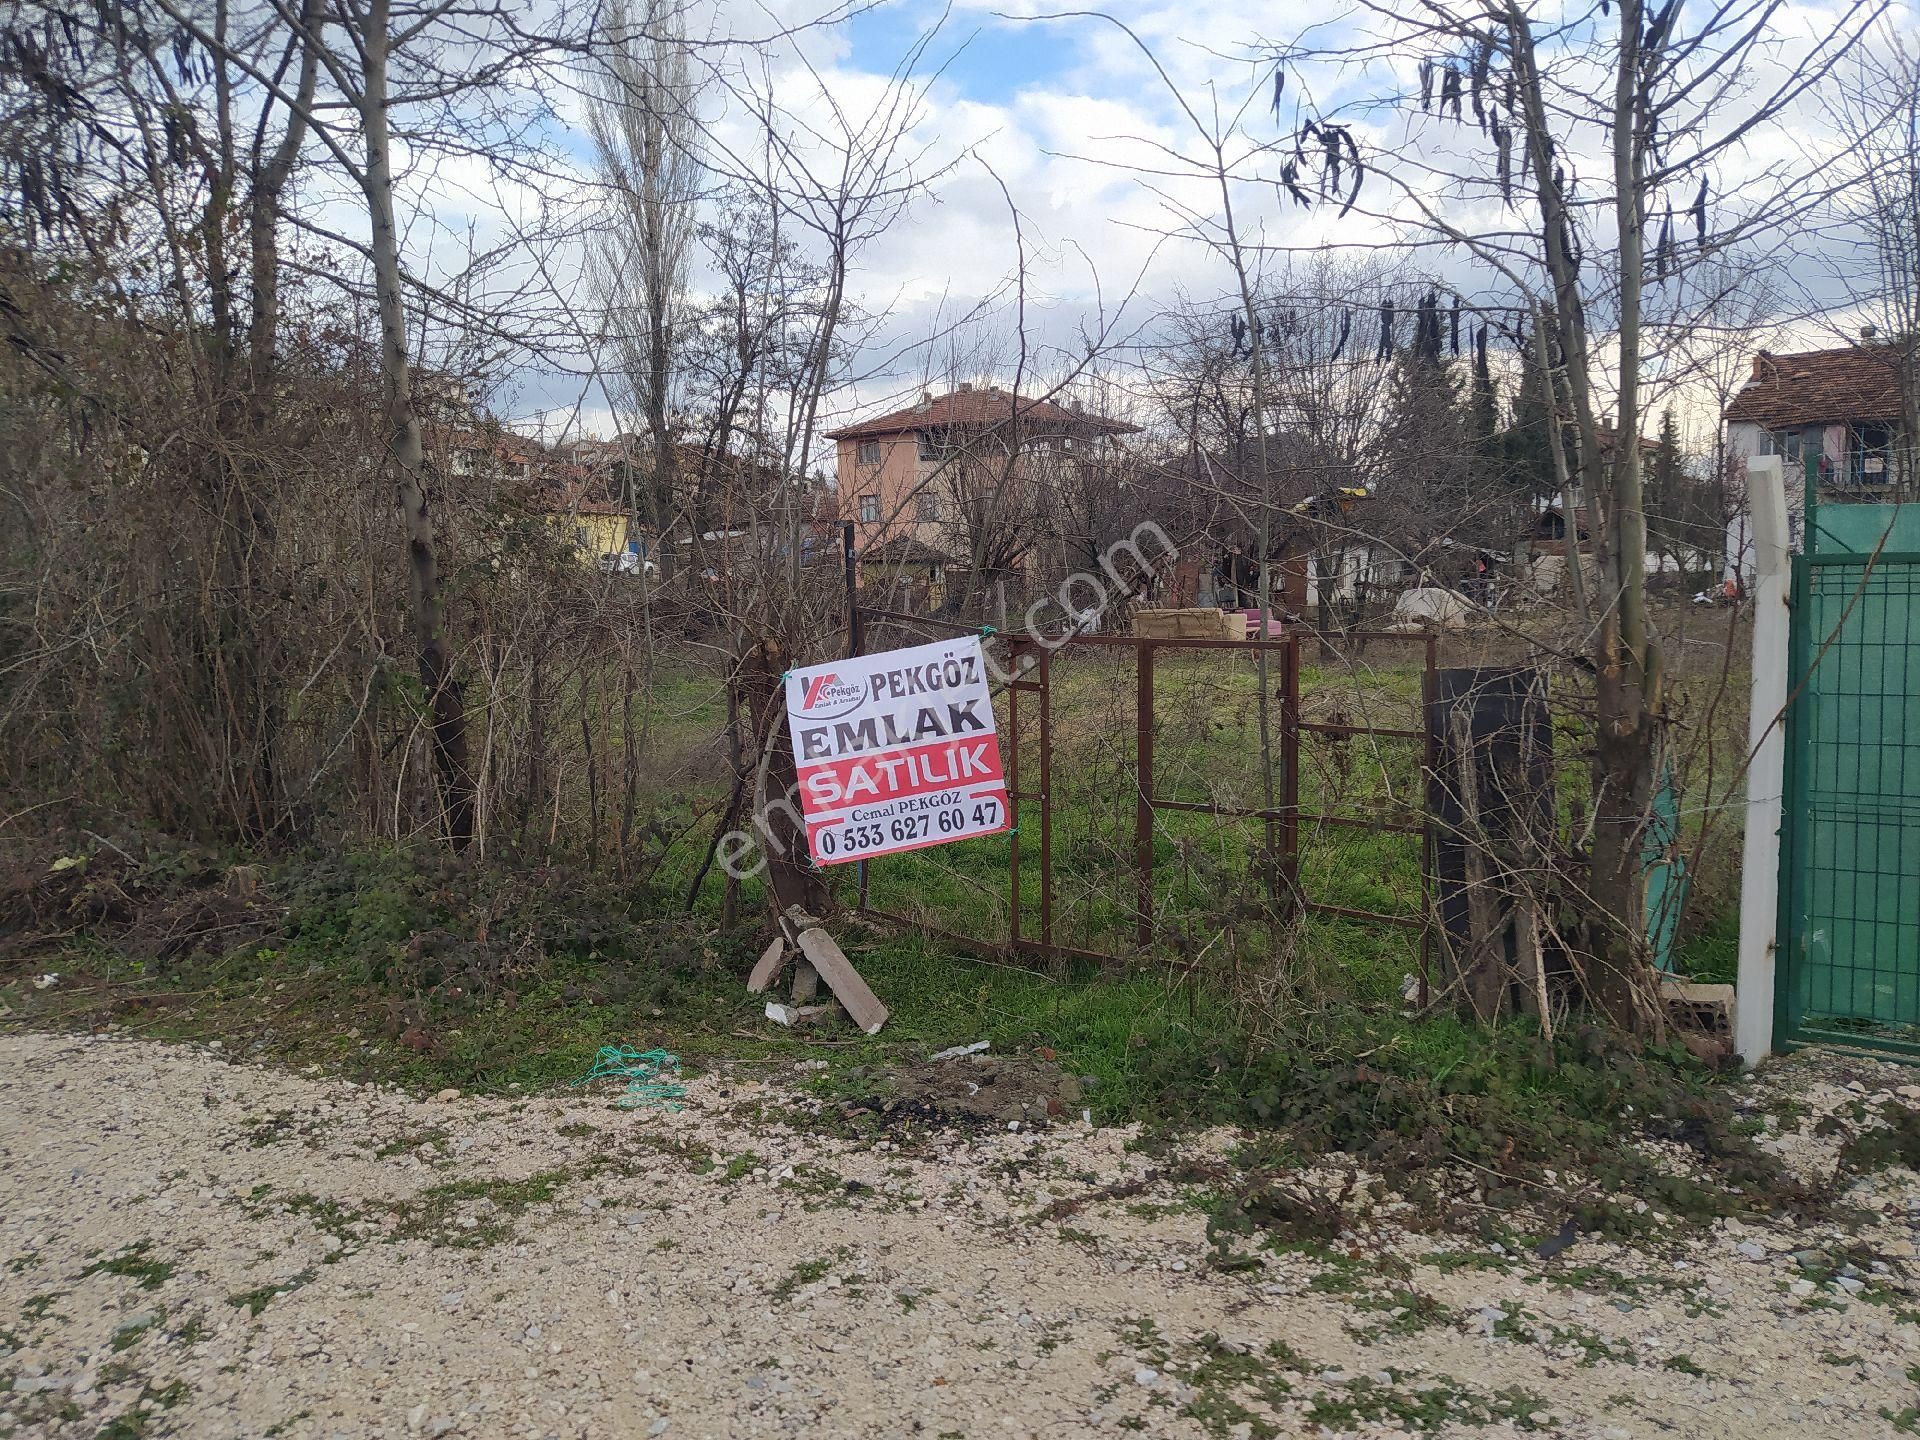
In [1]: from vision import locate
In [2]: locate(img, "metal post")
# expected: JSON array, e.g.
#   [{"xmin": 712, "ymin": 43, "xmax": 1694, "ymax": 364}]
[
  {"xmin": 842, "ymin": 521, "xmax": 862, "ymax": 655},
  {"xmin": 1038, "ymin": 646, "xmax": 1054, "ymax": 959},
  {"xmin": 1008, "ymin": 663, "xmax": 1022, "ymax": 947},
  {"xmin": 843, "ymin": 520, "xmax": 869, "ymax": 906},
  {"xmin": 1280, "ymin": 633, "xmax": 1302, "ymax": 907},
  {"xmin": 1803, "ymin": 448, "xmax": 1819, "ymax": 557},
  {"xmin": 1420, "ymin": 632, "xmax": 1438, "ymax": 1009},
  {"xmin": 1135, "ymin": 643, "xmax": 1155, "ymax": 946}
]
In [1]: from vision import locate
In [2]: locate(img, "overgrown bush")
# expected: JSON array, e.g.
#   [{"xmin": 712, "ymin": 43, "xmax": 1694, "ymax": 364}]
[{"xmin": 1144, "ymin": 1013, "xmax": 1813, "ymax": 1233}]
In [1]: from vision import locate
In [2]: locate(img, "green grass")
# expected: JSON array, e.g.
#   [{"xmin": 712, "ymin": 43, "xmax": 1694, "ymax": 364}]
[
  {"xmin": 852, "ymin": 648, "xmax": 1428, "ymax": 999},
  {"xmin": 770, "ymin": 1248, "xmax": 850, "ymax": 1304},
  {"xmin": 5, "ymin": 830, "xmax": 1803, "ymax": 1240},
  {"xmin": 0, "ymin": 644, "xmax": 1804, "ymax": 1242},
  {"xmin": 1675, "ymin": 908, "xmax": 1738, "ymax": 984},
  {"xmin": 78, "ymin": 1243, "xmax": 173, "ymax": 1292},
  {"xmin": 228, "ymin": 1271, "xmax": 315, "ymax": 1317}
]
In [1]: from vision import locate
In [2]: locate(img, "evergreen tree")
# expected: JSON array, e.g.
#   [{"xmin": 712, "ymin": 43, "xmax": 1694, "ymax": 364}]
[
  {"xmin": 1502, "ymin": 335, "xmax": 1566, "ymax": 504},
  {"xmin": 1469, "ymin": 351, "xmax": 1499, "ymax": 460},
  {"xmin": 1371, "ymin": 345, "xmax": 1483, "ymax": 571},
  {"xmin": 1644, "ymin": 408, "xmax": 1702, "ymax": 582}
]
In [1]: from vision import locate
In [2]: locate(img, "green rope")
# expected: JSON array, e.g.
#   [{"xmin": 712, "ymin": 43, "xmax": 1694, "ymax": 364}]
[{"xmin": 571, "ymin": 1045, "xmax": 686, "ymax": 1110}]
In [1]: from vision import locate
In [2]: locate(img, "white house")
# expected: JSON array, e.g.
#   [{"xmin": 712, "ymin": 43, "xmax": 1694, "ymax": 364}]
[{"xmin": 1723, "ymin": 342, "xmax": 1906, "ymax": 579}]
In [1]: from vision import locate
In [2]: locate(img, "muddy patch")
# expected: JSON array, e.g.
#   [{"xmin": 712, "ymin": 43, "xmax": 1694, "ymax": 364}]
[{"xmin": 878, "ymin": 1054, "xmax": 1084, "ymax": 1127}]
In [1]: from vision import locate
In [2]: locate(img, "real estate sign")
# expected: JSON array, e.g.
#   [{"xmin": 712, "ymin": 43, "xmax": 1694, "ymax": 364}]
[{"xmin": 784, "ymin": 636, "xmax": 1011, "ymax": 866}]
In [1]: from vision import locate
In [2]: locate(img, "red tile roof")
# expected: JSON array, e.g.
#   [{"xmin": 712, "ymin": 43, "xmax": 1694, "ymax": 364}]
[
  {"xmin": 826, "ymin": 386, "xmax": 1139, "ymax": 441},
  {"xmin": 1724, "ymin": 345, "xmax": 1905, "ymax": 429}
]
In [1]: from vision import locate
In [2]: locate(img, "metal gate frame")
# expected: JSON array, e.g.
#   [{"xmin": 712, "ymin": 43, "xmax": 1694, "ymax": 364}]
[
  {"xmin": 1776, "ymin": 546, "xmax": 1920, "ymax": 1058},
  {"xmin": 992, "ymin": 629, "xmax": 1438, "ymax": 975}
]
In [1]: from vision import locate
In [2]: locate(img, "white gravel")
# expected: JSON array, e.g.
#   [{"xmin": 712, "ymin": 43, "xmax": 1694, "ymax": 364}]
[{"xmin": 1, "ymin": 1030, "xmax": 1917, "ymax": 1438}]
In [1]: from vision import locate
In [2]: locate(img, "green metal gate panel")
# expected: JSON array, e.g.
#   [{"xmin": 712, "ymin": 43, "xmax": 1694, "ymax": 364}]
[{"xmin": 1779, "ymin": 546, "xmax": 1920, "ymax": 1055}]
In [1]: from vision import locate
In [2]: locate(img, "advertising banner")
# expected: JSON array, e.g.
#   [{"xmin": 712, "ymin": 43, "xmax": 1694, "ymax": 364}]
[{"xmin": 784, "ymin": 636, "xmax": 1012, "ymax": 866}]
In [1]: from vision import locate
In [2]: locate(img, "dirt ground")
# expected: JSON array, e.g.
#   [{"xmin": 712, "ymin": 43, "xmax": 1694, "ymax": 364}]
[{"xmin": 1, "ymin": 1030, "xmax": 1917, "ymax": 1440}]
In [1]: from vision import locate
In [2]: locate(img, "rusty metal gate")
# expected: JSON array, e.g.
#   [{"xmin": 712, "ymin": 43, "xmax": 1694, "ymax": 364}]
[{"xmin": 850, "ymin": 619, "xmax": 1437, "ymax": 996}]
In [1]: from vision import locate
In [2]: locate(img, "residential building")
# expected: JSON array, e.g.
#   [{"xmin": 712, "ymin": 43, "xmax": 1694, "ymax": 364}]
[
  {"xmin": 824, "ymin": 384, "xmax": 1138, "ymax": 585},
  {"xmin": 1725, "ymin": 343, "xmax": 1906, "ymax": 495},
  {"xmin": 1724, "ymin": 341, "xmax": 1912, "ymax": 576}
]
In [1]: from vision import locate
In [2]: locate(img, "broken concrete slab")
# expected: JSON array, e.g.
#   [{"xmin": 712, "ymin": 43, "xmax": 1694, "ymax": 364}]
[
  {"xmin": 747, "ymin": 937, "xmax": 788, "ymax": 994},
  {"xmin": 794, "ymin": 927, "xmax": 888, "ymax": 1035}
]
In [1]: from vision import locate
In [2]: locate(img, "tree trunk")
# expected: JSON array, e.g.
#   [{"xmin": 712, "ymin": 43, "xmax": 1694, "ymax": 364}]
[
  {"xmin": 220, "ymin": 0, "xmax": 319, "ymax": 845},
  {"xmin": 738, "ymin": 636, "xmax": 829, "ymax": 919},
  {"xmin": 1587, "ymin": 672, "xmax": 1661, "ymax": 1033},
  {"xmin": 1584, "ymin": 0, "xmax": 1664, "ymax": 1038},
  {"xmin": 1507, "ymin": 6, "xmax": 1665, "ymax": 1037},
  {"xmin": 358, "ymin": 0, "xmax": 474, "ymax": 850}
]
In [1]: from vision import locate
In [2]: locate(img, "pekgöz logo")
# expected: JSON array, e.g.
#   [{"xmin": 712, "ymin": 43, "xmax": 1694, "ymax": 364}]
[{"xmin": 797, "ymin": 672, "xmax": 866, "ymax": 719}]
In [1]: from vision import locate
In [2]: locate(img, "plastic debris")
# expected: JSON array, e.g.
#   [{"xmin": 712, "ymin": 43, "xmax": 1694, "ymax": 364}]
[
  {"xmin": 570, "ymin": 1045, "xmax": 687, "ymax": 1111},
  {"xmin": 930, "ymin": 1040, "xmax": 990, "ymax": 1061},
  {"xmin": 764, "ymin": 1002, "xmax": 835, "ymax": 1027}
]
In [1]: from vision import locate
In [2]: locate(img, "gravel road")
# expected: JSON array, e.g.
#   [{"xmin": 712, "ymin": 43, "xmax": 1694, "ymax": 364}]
[{"xmin": 1, "ymin": 1030, "xmax": 1917, "ymax": 1439}]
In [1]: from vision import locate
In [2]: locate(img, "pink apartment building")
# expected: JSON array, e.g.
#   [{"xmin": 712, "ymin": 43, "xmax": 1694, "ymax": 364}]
[{"xmin": 825, "ymin": 384, "xmax": 1138, "ymax": 580}]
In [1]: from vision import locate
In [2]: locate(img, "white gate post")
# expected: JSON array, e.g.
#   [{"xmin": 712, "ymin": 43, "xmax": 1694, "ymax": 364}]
[{"xmin": 1736, "ymin": 455, "xmax": 1790, "ymax": 1065}]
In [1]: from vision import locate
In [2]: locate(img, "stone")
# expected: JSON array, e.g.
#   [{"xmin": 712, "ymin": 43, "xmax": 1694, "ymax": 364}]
[
  {"xmin": 1736, "ymin": 1241, "xmax": 1767, "ymax": 1261},
  {"xmin": 434, "ymin": 1088, "xmax": 460, "ymax": 1103},
  {"xmin": 1132, "ymin": 1367, "xmax": 1158, "ymax": 1386}
]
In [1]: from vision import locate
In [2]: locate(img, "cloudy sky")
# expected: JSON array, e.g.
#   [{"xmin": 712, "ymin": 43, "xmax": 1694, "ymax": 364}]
[{"xmin": 451, "ymin": 0, "xmax": 1908, "ymax": 445}]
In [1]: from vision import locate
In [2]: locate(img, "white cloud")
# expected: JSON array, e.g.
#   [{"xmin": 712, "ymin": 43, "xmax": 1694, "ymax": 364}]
[{"xmin": 292, "ymin": 0, "xmax": 1909, "ymax": 447}]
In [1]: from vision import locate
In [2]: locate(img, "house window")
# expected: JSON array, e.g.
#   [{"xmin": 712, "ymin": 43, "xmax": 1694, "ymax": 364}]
[
  {"xmin": 916, "ymin": 492, "xmax": 940, "ymax": 522},
  {"xmin": 1766, "ymin": 426, "xmax": 1820, "ymax": 467},
  {"xmin": 918, "ymin": 429, "xmax": 958, "ymax": 461},
  {"xmin": 858, "ymin": 494, "xmax": 880, "ymax": 524},
  {"xmin": 856, "ymin": 439, "xmax": 881, "ymax": 465},
  {"xmin": 1849, "ymin": 422, "xmax": 1895, "ymax": 488}
]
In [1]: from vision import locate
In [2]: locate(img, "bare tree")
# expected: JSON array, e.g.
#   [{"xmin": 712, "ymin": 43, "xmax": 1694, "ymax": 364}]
[
  {"xmin": 158, "ymin": 0, "xmax": 603, "ymax": 850},
  {"xmin": 589, "ymin": 0, "xmax": 704, "ymax": 544},
  {"xmin": 0, "ymin": 0, "xmax": 326, "ymax": 842},
  {"xmin": 1243, "ymin": 0, "xmax": 1883, "ymax": 1033}
]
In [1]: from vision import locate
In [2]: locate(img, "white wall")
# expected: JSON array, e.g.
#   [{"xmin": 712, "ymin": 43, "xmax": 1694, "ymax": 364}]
[{"xmin": 1724, "ymin": 420, "xmax": 1814, "ymax": 584}]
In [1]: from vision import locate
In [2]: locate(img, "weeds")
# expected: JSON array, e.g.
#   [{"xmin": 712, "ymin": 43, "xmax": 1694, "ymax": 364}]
[
  {"xmin": 79, "ymin": 1242, "xmax": 174, "ymax": 1291},
  {"xmin": 1837, "ymin": 1102, "xmax": 1920, "ymax": 1175},
  {"xmin": 770, "ymin": 1248, "xmax": 851, "ymax": 1305},
  {"xmin": 228, "ymin": 1271, "xmax": 315, "ymax": 1316},
  {"xmin": 374, "ymin": 1128, "xmax": 450, "ymax": 1159},
  {"xmin": 1303, "ymin": 1374, "xmax": 1548, "ymax": 1432},
  {"xmin": 110, "ymin": 1308, "xmax": 165, "ymax": 1352},
  {"xmin": 394, "ymin": 1171, "xmax": 569, "ymax": 1247}
]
